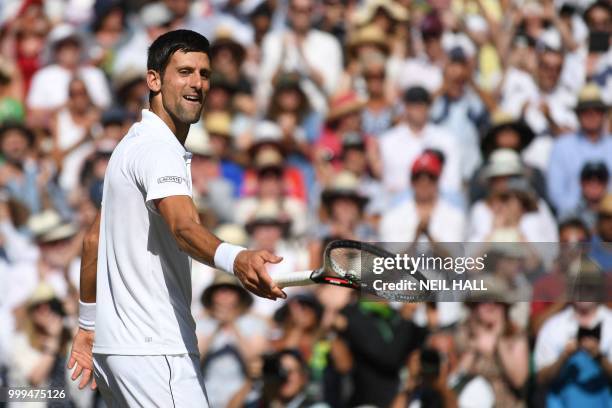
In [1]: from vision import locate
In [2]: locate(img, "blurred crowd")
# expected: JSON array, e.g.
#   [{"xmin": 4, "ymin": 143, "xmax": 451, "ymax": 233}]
[{"xmin": 0, "ymin": 0, "xmax": 611, "ymax": 406}]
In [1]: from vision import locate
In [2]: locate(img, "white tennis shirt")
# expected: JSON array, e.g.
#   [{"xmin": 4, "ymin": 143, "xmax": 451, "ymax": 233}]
[{"xmin": 93, "ymin": 110, "xmax": 198, "ymax": 356}]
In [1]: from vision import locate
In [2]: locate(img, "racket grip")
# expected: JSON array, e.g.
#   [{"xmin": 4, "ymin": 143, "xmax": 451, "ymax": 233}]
[{"xmin": 272, "ymin": 270, "xmax": 314, "ymax": 287}]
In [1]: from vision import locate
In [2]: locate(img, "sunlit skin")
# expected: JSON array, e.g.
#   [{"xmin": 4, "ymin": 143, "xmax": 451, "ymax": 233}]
[{"xmin": 146, "ymin": 50, "xmax": 211, "ymax": 143}]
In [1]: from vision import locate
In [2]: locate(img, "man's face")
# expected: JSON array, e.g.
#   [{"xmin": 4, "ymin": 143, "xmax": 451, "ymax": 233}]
[
  {"xmin": 211, "ymin": 287, "xmax": 241, "ymax": 323},
  {"xmin": 159, "ymin": 51, "xmax": 211, "ymax": 125},
  {"xmin": 404, "ymin": 102, "xmax": 430, "ymax": 129},
  {"xmin": 581, "ymin": 177, "xmax": 607, "ymax": 203},
  {"xmin": 444, "ymin": 61, "xmax": 469, "ymax": 99},
  {"xmin": 1, "ymin": 129, "xmax": 29, "ymax": 163},
  {"xmin": 537, "ymin": 52, "xmax": 563, "ymax": 91},
  {"xmin": 578, "ymin": 108, "xmax": 606, "ymax": 135},
  {"xmin": 289, "ymin": 0, "xmax": 313, "ymax": 33}
]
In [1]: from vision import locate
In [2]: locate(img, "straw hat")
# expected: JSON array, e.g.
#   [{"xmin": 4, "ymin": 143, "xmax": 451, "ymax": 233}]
[
  {"xmin": 481, "ymin": 111, "xmax": 535, "ymax": 157},
  {"xmin": 326, "ymin": 91, "xmax": 366, "ymax": 123},
  {"xmin": 211, "ymin": 27, "xmax": 246, "ymax": 65},
  {"xmin": 214, "ymin": 224, "xmax": 248, "ymax": 247},
  {"xmin": 185, "ymin": 131, "xmax": 213, "ymax": 156},
  {"xmin": 245, "ymin": 200, "xmax": 291, "ymax": 235},
  {"xmin": 27, "ymin": 210, "xmax": 63, "ymax": 237},
  {"xmin": 352, "ymin": 0, "xmax": 409, "ymax": 26},
  {"xmin": 575, "ymin": 83, "xmax": 607, "ymax": 112},
  {"xmin": 347, "ymin": 25, "xmax": 390, "ymax": 57},
  {"xmin": 38, "ymin": 222, "xmax": 79, "ymax": 244},
  {"xmin": 254, "ymin": 148, "xmax": 284, "ymax": 171},
  {"xmin": 201, "ymin": 271, "xmax": 253, "ymax": 310},
  {"xmin": 321, "ymin": 171, "xmax": 369, "ymax": 208},
  {"xmin": 484, "ymin": 149, "xmax": 524, "ymax": 179},
  {"xmin": 205, "ymin": 112, "xmax": 232, "ymax": 137},
  {"xmin": 249, "ymin": 121, "xmax": 284, "ymax": 155}
]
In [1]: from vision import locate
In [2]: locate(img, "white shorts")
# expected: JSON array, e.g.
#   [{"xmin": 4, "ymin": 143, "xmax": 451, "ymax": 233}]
[{"xmin": 93, "ymin": 354, "xmax": 209, "ymax": 408}]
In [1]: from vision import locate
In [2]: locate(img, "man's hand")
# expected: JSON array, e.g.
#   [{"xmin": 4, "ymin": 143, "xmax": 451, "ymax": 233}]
[
  {"xmin": 234, "ymin": 250, "xmax": 286, "ymax": 300},
  {"xmin": 67, "ymin": 328, "xmax": 97, "ymax": 390}
]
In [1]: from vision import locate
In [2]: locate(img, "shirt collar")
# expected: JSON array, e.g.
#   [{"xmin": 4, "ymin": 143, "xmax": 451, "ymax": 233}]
[{"xmin": 140, "ymin": 109, "xmax": 187, "ymax": 155}]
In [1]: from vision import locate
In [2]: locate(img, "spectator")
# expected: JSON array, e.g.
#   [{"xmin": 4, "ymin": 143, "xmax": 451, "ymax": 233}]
[
  {"xmin": 230, "ymin": 349, "xmax": 329, "ymax": 408},
  {"xmin": 26, "ymin": 24, "xmax": 111, "ymax": 125},
  {"xmin": 184, "ymin": 128, "xmax": 237, "ymax": 225},
  {"xmin": 235, "ymin": 148, "xmax": 307, "ymax": 238},
  {"xmin": 196, "ymin": 271, "xmax": 267, "ymax": 408},
  {"xmin": 335, "ymin": 299, "xmax": 425, "ymax": 407},
  {"xmin": 470, "ymin": 111, "xmax": 546, "ymax": 204},
  {"xmin": 112, "ymin": 2, "xmax": 173, "ymax": 76},
  {"xmin": 339, "ymin": 132, "xmax": 386, "ymax": 218},
  {"xmin": 88, "ymin": 0, "xmax": 127, "ymax": 74},
  {"xmin": 242, "ymin": 121, "xmax": 307, "ymax": 202},
  {"xmin": 359, "ymin": 51, "xmax": 397, "ymax": 137},
  {"xmin": 535, "ymin": 301, "xmax": 612, "ymax": 406},
  {"xmin": 430, "ymin": 47, "xmax": 491, "ymax": 181},
  {"xmin": 257, "ymin": 0, "xmax": 343, "ymax": 113},
  {"xmin": 315, "ymin": 170, "xmax": 375, "ymax": 242},
  {"xmin": 397, "ymin": 12, "xmax": 445, "ymax": 93},
  {"xmin": 0, "ymin": 122, "xmax": 72, "ymax": 219},
  {"xmin": 376, "ymin": 86, "xmax": 462, "ymax": 197},
  {"xmin": 266, "ymin": 72, "xmax": 321, "ymax": 145},
  {"xmin": 316, "ymin": 91, "xmax": 366, "ymax": 169},
  {"xmin": 468, "ymin": 149, "xmax": 558, "ymax": 242},
  {"xmin": 50, "ymin": 77, "xmax": 100, "ymax": 193},
  {"xmin": 457, "ymin": 291, "xmax": 529, "ymax": 407},
  {"xmin": 530, "ymin": 218, "xmax": 593, "ymax": 335},
  {"xmin": 548, "ymin": 83, "xmax": 612, "ymax": 214},
  {"xmin": 562, "ymin": 161, "xmax": 610, "ymax": 229},
  {"xmin": 271, "ymin": 294, "xmax": 324, "ymax": 363},
  {"xmin": 380, "ymin": 151, "xmax": 466, "ymax": 242},
  {"xmin": 245, "ymin": 200, "xmax": 305, "ymax": 317},
  {"xmin": 9, "ymin": 283, "xmax": 94, "ymax": 406}
]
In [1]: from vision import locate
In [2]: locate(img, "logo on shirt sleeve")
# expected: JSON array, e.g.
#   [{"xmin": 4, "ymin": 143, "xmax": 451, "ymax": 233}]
[{"xmin": 157, "ymin": 176, "xmax": 183, "ymax": 184}]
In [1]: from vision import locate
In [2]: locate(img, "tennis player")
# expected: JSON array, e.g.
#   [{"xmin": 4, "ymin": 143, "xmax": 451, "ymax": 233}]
[{"xmin": 66, "ymin": 29, "xmax": 286, "ymax": 407}]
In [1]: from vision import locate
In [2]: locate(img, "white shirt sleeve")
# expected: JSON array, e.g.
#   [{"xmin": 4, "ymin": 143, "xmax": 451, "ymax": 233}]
[{"xmin": 133, "ymin": 145, "xmax": 191, "ymax": 212}]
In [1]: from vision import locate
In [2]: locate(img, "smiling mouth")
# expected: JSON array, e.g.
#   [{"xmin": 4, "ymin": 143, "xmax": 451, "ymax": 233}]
[{"xmin": 183, "ymin": 95, "xmax": 202, "ymax": 104}]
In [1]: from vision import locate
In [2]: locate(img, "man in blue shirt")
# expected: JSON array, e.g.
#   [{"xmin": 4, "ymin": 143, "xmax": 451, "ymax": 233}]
[{"xmin": 548, "ymin": 83, "xmax": 611, "ymax": 214}]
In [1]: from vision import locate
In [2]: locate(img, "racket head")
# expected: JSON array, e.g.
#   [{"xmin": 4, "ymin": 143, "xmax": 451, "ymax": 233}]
[{"xmin": 315, "ymin": 240, "xmax": 431, "ymax": 300}]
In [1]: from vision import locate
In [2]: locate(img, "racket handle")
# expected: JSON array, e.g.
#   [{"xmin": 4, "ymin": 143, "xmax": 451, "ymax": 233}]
[{"xmin": 272, "ymin": 270, "xmax": 314, "ymax": 287}]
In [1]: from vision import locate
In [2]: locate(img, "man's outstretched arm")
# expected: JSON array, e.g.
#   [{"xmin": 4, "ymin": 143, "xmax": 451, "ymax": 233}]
[
  {"xmin": 155, "ymin": 195, "xmax": 286, "ymax": 300},
  {"xmin": 68, "ymin": 211, "xmax": 100, "ymax": 390}
]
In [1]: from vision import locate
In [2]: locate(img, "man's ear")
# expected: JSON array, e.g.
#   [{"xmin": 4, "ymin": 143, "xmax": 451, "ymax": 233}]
[{"xmin": 147, "ymin": 69, "xmax": 162, "ymax": 94}]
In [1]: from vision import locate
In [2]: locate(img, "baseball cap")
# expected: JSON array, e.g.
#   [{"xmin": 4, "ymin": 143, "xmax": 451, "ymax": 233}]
[
  {"xmin": 580, "ymin": 161, "xmax": 609, "ymax": 181},
  {"xmin": 411, "ymin": 151, "xmax": 442, "ymax": 178},
  {"xmin": 403, "ymin": 86, "xmax": 431, "ymax": 104}
]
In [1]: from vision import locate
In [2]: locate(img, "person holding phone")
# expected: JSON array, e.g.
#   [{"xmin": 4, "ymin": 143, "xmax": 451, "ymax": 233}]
[{"xmin": 535, "ymin": 301, "xmax": 612, "ymax": 406}]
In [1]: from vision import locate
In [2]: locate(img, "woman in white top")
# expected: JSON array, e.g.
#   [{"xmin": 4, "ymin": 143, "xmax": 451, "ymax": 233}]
[{"xmin": 50, "ymin": 77, "xmax": 100, "ymax": 194}]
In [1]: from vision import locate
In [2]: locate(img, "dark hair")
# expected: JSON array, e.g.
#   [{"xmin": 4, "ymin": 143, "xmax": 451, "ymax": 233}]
[
  {"xmin": 558, "ymin": 217, "xmax": 591, "ymax": 239},
  {"xmin": 147, "ymin": 29, "xmax": 210, "ymax": 76},
  {"xmin": 0, "ymin": 121, "xmax": 35, "ymax": 147}
]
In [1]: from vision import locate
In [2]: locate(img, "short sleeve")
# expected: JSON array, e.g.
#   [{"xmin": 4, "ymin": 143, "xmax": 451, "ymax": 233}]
[{"xmin": 133, "ymin": 145, "xmax": 191, "ymax": 212}]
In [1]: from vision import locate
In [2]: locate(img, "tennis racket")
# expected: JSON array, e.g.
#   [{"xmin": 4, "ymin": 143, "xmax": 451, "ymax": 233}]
[{"xmin": 272, "ymin": 240, "xmax": 431, "ymax": 301}]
